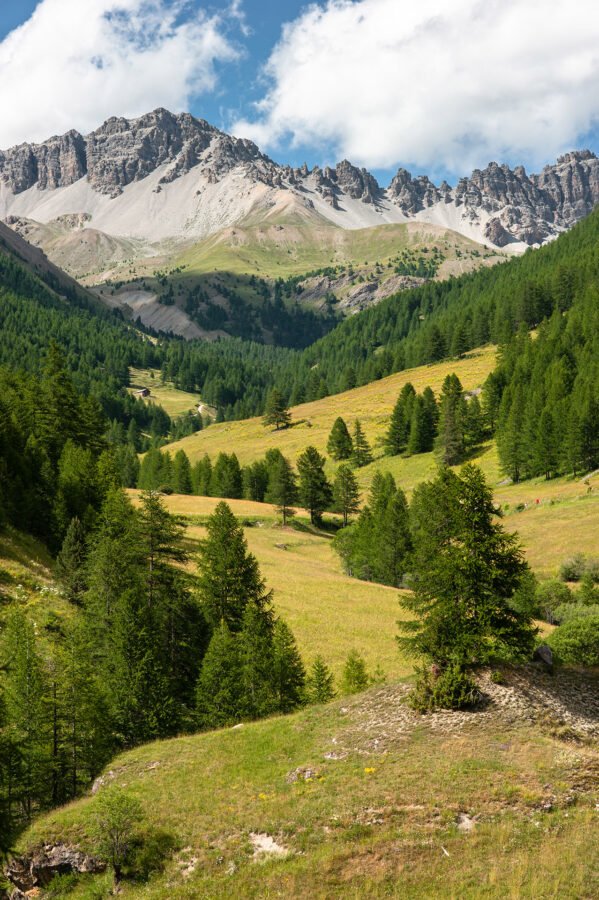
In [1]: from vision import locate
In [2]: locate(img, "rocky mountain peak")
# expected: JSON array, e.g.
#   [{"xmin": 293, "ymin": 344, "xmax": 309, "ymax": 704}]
[{"xmin": 0, "ymin": 109, "xmax": 280, "ymax": 198}]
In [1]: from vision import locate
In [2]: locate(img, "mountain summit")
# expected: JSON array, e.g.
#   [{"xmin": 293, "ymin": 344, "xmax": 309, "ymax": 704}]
[{"xmin": 1, "ymin": 110, "xmax": 599, "ymax": 255}]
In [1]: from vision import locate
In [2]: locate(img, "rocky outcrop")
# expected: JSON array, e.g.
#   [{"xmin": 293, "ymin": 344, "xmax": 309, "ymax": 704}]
[
  {"xmin": 388, "ymin": 151, "xmax": 599, "ymax": 245},
  {"xmin": 5, "ymin": 844, "xmax": 105, "ymax": 894},
  {"xmin": 1, "ymin": 108, "xmax": 599, "ymax": 249},
  {"xmin": 0, "ymin": 108, "xmax": 280, "ymax": 197}
]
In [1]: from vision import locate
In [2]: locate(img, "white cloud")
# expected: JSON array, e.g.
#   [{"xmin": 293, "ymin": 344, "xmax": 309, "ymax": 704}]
[
  {"xmin": 233, "ymin": 0, "xmax": 599, "ymax": 174},
  {"xmin": 0, "ymin": 0, "xmax": 239, "ymax": 147}
]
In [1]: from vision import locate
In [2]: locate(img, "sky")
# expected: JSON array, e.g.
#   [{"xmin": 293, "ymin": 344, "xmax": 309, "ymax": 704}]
[{"xmin": 1, "ymin": 0, "xmax": 598, "ymax": 186}]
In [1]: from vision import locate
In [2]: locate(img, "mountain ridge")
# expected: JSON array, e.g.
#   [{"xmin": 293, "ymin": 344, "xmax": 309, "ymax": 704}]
[{"xmin": 1, "ymin": 109, "xmax": 598, "ymax": 253}]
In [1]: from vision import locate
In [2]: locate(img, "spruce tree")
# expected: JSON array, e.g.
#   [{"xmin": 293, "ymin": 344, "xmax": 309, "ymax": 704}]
[
  {"xmin": 192, "ymin": 454, "xmax": 212, "ymax": 496},
  {"xmin": 172, "ymin": 450, "xmax": 193, "ymax": 494},
  {"xmin": 351, "ymin": 420, "xmax": 373, "ymax": 468},
  {"xmin": 332, "ymin": 464, "xmax": 360, "ymax": 526},
  {"xmin": 436, "ymin": 374, "xmax": 466, "ymax": 466},
  {"xmin": 195, "ymin": 624, "xmax": 244, "ymax": 728},
  {"xmin": 266, "ymin": 455, "xmax": 298, "ymax": 525},
  {"xmin": 238, "ymin": 604, "xmax": 276, "ymax": 719},
  {"xmin": 384, "ymin": 383, "xmax": 416, "ymax": 455},
  {"xmin": 271, "ymin": 619, "xmax": 306, "ymax": 713},
  {"xmin": 497, "ymin": 383, "xmax": 527, "ymax": 482},
  {"xmin": 197, "ymin": 501, "xmax": 272, "ymax": 631},
  {"xmin": 2, "ymin": 610, "xmax": 50, "ymax": 820},
  {"xmin": 307, "ymin": 656, "xmax": 336, "ymax": 704},
  {"xmin": 326, "ymin": 417, "xmax": 353, "ymax": 460},
  {"xmin": 55, "ymin": 516, "xmax": 87, "ymax": 604},
  {"xmin": 263, "ymin": 388, "xmax": 291, "ymax": 431},
  {"xmin": 400, "ymin": 464, "xmax": 535, "ymax": 671},
  {"xmin": 297, "ymin": 446, "xmax": 332, "ymax": 525}
]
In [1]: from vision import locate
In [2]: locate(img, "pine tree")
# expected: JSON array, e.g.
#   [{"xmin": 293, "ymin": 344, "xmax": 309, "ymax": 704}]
[
  {"xmin": 351, "ymin": 420, "xmax": 373, "ymax": 468},
  {"xmin": 238, "ymin": 605, "xmax": 276, "ymax": 719},
  {"xmin": 307, "ymin": 656, "xmax": 336, "ymax": 704},
  {"xmin": 271, "ymin": 619, "xmax": 306, "ymax": 713},
  {"xmin": 326, "ymin": 417, "xmax": 353, "ymax": 460},
  {"xmin": 2, "ymin": 610, "xmax": 50, "ymax": 820},
  {"xmin": 262, "ymin": 388, "xmax": 291, "ymax": 431},
  {"xmin": 384, "ymin": 383, "xmax": 416, "ymax": 455},
  {"xmin": 242, "ymin": 460, "xmax": 269, "ymax": 502},
  {"xmin": 266, "ymin": 455, "xmax": 298, "ymax": 525},
  {"xmin": 172, "ymin": 450, "xmax": 193, "ymax": 494},
  {"xmin": 332, "ymin": 464, "xmax": 360, "ymax": 526},
  {"xmin": 406, "ymin": 396, "xmax": 426, "ymax": 455},
  {"xmin": 297, "ymin": 446, "xmax": 332, "ymax": 525},
  {"xmin": 436, "ymin": 374, "xmax": 466, "ymax": 466},
  {"xmin": 192, "ymin": 454, "xmax": 212, "ymax": 496},
  {"xmin": 197, "ymin": 501, "xmax": 272, "ymax": 631},
  {"xmin": 136, "ymin": 491, "xmax": 188, "ymax": 610},
  {"xmin": 497, "ymin": 383, "xmax": 527, "ymax": 482},
  {"xmin": 55, "ymin": 516, "xmax": 87, "ymax": 604},
  {"xmin": 195, "ymin": 624, "xmax": 244, "ymax": 729},
  {"xmin": 211, "ymin": 453, "xmax": 243, "ymax": 499},
  {"xmin": 341, "ymin": 650, "xmax": 369, "ymax": 694},
  {"xmin": 464, "ymin": 394, "xmax": 486, "ymax": 450},
  {"xmin": 400, "ymin": 464, "xmax": 535, "ymax": 670}
]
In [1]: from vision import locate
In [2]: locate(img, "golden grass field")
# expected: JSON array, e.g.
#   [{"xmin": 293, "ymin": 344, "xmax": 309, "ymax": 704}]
[
  {"xmin": 129, "ymin": 492, "xmax": 409, "ymax": 682},
  {"xmin": 166, "ymin": 346, "xmax": 498, "ymax": 475}
]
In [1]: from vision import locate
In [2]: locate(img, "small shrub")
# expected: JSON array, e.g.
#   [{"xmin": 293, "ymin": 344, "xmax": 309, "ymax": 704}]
[
  {"xmin": 536, "ymin": 580, "xmax": 573, "ymax": 623},
  {"xmin": 341, "ymin": 650, "xmax": 369, "ymax": 695},
  {"xmin": 489, "ymin": 669, "xmax": 506, "ymax": 685},
  {"xmin": 559, "ymin": 554, "xmax": 588, "ymax": 582},
  {"xmin": 408, "ymin": 664, "xmax": 481, "ymax": 712},
  {"xmin": 547, "ymin": 616, "xmax": 599, "ymax": 667}
]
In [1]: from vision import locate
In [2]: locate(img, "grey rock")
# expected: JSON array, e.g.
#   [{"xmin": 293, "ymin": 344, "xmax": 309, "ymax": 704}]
[{"xmin": 5, "ymin": 845, "xmax": 105, "ymax": 892}]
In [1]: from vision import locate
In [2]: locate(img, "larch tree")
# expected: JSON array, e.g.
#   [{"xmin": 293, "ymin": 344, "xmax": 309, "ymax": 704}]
[{"xmin": 262, "ymin": 388, "xmax": 291, "ymax": 431}]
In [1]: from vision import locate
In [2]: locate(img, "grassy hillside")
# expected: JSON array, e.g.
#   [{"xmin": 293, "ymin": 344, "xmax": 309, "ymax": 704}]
[
  {"xmin": 163, "ymin": 340, "xmax": 599, "ymax": 580},
  {"xmin": 130, "ymin": 492, "xmax": 408, "ymax": 681},
  {"xmin": 128, "ymin": 368, "xmax": 216, "ymax": 420},
  {"xmin": 175, "ymin": 220, "xmax": 500, "ymax": 281},
  {"xmin": 166, "ymin": 346, "xmax": 497, "ymax": 470},
  {"xmin": 16, "ymin": 671, "xmax": 599, "ymax": 898}
]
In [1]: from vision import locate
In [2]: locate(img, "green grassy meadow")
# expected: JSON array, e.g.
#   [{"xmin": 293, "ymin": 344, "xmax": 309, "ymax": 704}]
[{"xmin": 18, "ymin": 676, "xmax": 599, "ymax": 899}]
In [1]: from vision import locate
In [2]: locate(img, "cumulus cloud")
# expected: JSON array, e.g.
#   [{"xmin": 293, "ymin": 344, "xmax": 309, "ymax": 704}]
[
  {"xmin": 233, "ymin": 0, "xmax": 599, "ymax": 174},
  {"xmin": 0, "ymin": 0, "xmax": 240, "ymax": 147}
]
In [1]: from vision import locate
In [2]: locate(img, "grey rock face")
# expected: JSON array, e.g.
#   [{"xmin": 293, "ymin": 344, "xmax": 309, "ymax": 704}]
[
  {"xmin": 1, "ymin": 107, "xmax": 599, "ymax": 248},
  {"xmin": 388, "ymin": 151, "xmax": 599, "ymax": 244},
  {"xmin": 5, "ymin": 844, "xmax": 106, "ymax": 892},
  {"xmin": 0, "ymin": 108, "xmax": 280, "ymax": 197}
]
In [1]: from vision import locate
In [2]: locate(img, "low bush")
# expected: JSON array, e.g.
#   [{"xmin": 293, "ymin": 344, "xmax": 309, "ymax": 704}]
[
  {"xmin": 547, "ymin": 616, "xmax": 599, "ymax": 666},
  {"xmin": 536, "ymin": 580, "xmax": 573, "ymax": 623},
  {"xmin": 408, "ymin": 664, "xmax": 481, "ymax": 712}
]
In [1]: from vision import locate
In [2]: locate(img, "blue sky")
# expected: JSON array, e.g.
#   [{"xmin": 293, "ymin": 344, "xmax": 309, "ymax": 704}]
[{"xmin": 0, "ymin": 1, "xmax": 598, "ymax": 186}]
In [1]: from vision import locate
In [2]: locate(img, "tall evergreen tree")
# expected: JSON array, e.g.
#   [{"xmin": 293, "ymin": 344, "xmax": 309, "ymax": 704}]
[
  {"xmin": 332, "ymin": 464, "xmax": 360, "ymax": 526},
  {"xmin": 55, "ymin": 516, "xmax": 87, "ymax": 604},
  {"xmin": 262, "ymin": 388, "xmax": 291, "ymax": 431},
  {"xmin": 351, "ymin": 420, "xmax": 373, "ymax": 468},
  {"xmin": 399, "ymin": 465, "xmax": 535, "ymax": 671},
  {"xmin": 266, "ymin": 455, "xmax": 298, "ymax": 525},
  {"xmin": 436, "ymin": 374, "xmax": 466, "ymax": 466},
  {"xmin": 326, "ymin": 417, "xmax": 353, "ymax": 460},
  {"xmin": 297, "ymin": 446, "xmax": 332, "ymax": 525},
  {"xmin": 197, "ymin": 502, "xmax": 272, "ymax": 631},
  {"xmin": 172, "ymin": 450, "xmax": 193, "ymax": 494},
  {"xmin": 195, "ymin": 624, "xmax": 244, "ymax": 729},
  {"xmin": 384, "ymin": 383, "xmax": 416, "ymax": 456},
  {"xmin": 271, "ymin": 620, "xmax": 306, "ymax": 713}
]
